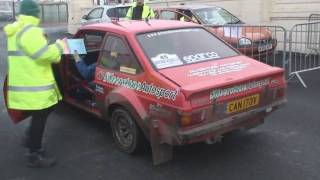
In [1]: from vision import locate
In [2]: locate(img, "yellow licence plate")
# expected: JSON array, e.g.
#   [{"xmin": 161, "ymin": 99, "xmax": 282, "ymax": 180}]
[{"xmin": 227, "ymin": 94, "xmax": 260, "ymax": 114}]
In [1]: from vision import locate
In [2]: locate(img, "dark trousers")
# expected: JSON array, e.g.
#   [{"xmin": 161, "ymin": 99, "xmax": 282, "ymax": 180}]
[{"xmin": 27, "ymin": 107, "xmax": 54, "ymax": 153}]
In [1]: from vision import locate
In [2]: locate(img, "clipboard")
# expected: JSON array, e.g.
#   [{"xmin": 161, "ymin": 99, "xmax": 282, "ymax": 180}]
[{"xmin": 63, "ymin": 39, "xmax": 87, "ymax": 54}]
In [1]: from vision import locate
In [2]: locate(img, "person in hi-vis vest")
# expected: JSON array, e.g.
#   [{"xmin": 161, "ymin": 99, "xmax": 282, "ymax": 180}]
[
  {"xmin": 4, "ymin": 0, "xmax": 66, "ymax": 168},
  {"xmin": 126, "ymin": 0, "xmax": 155, "ymax": 20},
  {"xmin": 179, "ymin": 10, "xmax": 198, "ymax": 23}
]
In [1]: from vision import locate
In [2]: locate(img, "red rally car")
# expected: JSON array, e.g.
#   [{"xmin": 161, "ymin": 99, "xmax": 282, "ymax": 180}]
[{"xmin": 5, "ymin": 20, "xmax": 287, "ymax": 165}]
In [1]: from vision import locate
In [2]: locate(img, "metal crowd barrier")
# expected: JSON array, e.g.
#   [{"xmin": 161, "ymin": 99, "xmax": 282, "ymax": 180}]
[
  {"xmin": 308, "ymin": 14, "xmax": 320, "ymax": 22},
  {"xmin": 0, "ymin": 1, "xmax": 68, "ymax": 24},
  {"xmin": 203, "ymin": 24, "xmax": 287, "ymax": 71},
  {"xmin": 0, "ymin": 1, "xmax": 15, "ymax": 22},
  {"xmin": 306, "ymin": 14, "xmax": 320, "ymax": 55},
  {"xmin": 288, "ymin": 22, "xmax": 320, "ymax": 88},
  {"xmin": 202, "ymin": 23, "xmax": 320, "ymax": 88},
  {"xmin": 40, "ymin": 2, "xmax": 69, "ymax": 23}
]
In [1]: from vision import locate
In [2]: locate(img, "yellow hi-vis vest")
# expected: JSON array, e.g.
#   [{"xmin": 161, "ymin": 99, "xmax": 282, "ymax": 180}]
[
  {"xmin": 4, "ymin": 15, "xmax": 63, "ymax": 110},
  {"xmin": 126, "ymin": 2, "xmax": 155, "ymax": 20}
]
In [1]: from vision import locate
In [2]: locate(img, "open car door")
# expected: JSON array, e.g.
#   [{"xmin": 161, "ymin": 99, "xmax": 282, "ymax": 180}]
[{"xmin": 3, "ymin": 76, "xmax": 29, "ymax": 124}]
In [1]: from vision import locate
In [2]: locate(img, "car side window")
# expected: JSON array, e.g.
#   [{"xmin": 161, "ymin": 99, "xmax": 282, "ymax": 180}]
[
  {"xmin": 75, "ymin": 31, "xmax": 105, "ymax": 65},
  {"xmin": 117, "ymin": 7, "xmax": 130, "ymax": 18},
  {"xmin": 99, "ymin": 35, "xmax": 142, "ymax": 75},
  {"xmin": 106, "ymin": 7, "xmax": 129, "ymax": 18},
  {"xmin": 160, "ymin": 11, "xmax": 176, "ymax": 20},
  {"xmin": 87, "ymin": 7, "xmax": 104, "ymax": 20},
  {"xmin": 106, "ymin": 8, "xmax": 116, "ymax": 18},
  {"xmin": 83, "ymin": 31, "xmax": 105, "ymax": 51}
]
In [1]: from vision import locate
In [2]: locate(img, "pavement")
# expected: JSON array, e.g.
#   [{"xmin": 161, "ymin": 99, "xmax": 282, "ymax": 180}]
[{"xmin": 0, "ymin": 28, "xmax": 320, "ymax": 180}]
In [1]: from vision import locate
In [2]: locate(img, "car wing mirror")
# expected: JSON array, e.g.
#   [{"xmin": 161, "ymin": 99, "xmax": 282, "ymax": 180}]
[{"xmin": 82, "ymin": 15, "xmax": 89, "ymax": 20}]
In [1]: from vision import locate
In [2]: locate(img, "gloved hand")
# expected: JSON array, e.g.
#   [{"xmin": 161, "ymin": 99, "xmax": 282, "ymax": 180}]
[
  {"xmin": 55, "ymin": 38, "xmax": 68, "ymax": 54},
  {"xmin": 73, "ymin": 50, "xmax": 81, "ymax": 62}
]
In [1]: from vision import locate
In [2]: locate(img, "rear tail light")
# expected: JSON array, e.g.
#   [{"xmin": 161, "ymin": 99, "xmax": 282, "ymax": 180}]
[
  {"xmin": 180, "ymin": 110, "xmax": 207, "ymax": 127},
  {"xmin": 180, "ymin": 114, "xmax": 192, "ymax": 127}
]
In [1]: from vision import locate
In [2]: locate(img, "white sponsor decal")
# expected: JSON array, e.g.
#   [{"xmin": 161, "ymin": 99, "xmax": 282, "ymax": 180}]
[
  {"xmin": 120, "ymin": 66, "xmax": 137, "ymax": 74},
  {"xmin": 102, "ymin": 72, "xmax": 179, "ymax": 100},
  {"xmin": 191, "ymin": 97, "xmax": 209, "ymax": 105},
  {"xmin": 183, "ymin": 52, "xmax": 220, "ymax": 64},
  {"xmin": 147, "ymin": 29, "xmax": 200, "ymax": 38},
  {"xmin": 210, "ymin": 79, "xmax": 270, "ymax": 100},
  {"xmin": 188, "ymin": 61, "xmax": 250, "ymax": 77},
  {"xmin": 151, "ymin": 53, "xmax": 183, "ymax": 69},
  {"xmin": 95, "ymin": 85, "xmax": 104, "ymax": 94}
]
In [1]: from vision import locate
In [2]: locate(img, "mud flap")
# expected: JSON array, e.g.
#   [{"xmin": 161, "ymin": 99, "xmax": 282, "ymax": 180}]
[{"xmin": 150, "ymin": 119, "xmax": 173, "ymax": 166}]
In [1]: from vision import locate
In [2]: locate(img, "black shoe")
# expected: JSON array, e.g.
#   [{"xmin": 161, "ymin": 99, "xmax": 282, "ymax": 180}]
[
  {"xmin": 21, "ymin": 137, "xmax": 46, "ymax": 155},
  {"xmin": 27, "ymin": 151, "xmax": 56, "ymax": 168}
]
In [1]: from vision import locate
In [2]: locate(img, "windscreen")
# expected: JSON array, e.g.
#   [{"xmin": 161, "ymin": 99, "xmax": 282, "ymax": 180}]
[
  {"xmin": 137, "ymin": 28, "xmax": 238, "ymax": 70},
  {"xmin": 194, "ymin": 7, "xmax": 241, "ymax": 25}
]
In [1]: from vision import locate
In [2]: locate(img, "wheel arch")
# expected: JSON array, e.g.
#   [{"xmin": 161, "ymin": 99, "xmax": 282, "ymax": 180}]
[{"xmin": 104, "ymin": 89, "xmax": 151, "ymax": 141}]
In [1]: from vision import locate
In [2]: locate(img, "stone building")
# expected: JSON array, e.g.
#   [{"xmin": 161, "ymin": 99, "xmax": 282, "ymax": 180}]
[{"xmin": 68, "ymin": 0, "xmax": 320, "ymax": 33}]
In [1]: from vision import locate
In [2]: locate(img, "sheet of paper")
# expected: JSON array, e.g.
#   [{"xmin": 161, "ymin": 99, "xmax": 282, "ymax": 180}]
[
  {"xmin": 151, "ymin": 53, "xmax": 183, "ymax": 69},
  {"xmin": 65, "ymin": 39, "xmax": 87, "ymax": 54}
]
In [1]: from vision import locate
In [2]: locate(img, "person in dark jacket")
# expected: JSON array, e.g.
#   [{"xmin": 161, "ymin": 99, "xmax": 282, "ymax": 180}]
[
  {"xmin": 74, "ymin": 51, "xmax": 96, "ymax": 82},
  {"xmin": 73, "ymin": 51, "xmax": 96, "ymax": 102}
]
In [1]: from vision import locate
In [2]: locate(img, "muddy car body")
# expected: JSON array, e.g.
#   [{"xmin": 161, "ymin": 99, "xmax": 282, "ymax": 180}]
[
  {"xmin": 5, "ymin": 20, "xmax": 285, "ymax": 165},
  {"xmin": 154, "ymin": 5, "xmax": 277, "ymax": 59}
]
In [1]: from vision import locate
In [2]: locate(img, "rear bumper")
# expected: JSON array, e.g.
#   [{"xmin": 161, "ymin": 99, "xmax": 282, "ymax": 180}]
[{"xmin": 176, "ymin": 98, "xmax": 286, "ymax": 144}]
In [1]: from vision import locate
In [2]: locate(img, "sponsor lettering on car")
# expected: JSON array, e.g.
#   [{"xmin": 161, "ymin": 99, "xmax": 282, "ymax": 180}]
[
  {"xmin": 183, "ymin": 52, "xmax": 220, "ymax": 64},
  {"xmin": 188, "ymin": 61, "xmax": 250, "ymax": 77},
  {"xmin": 102, "ymin": 72, "xmax": 179, "ymax": 100},
  {"xmin": 210, "ymin": 79, "xmax": 270, "ymax": 100}
]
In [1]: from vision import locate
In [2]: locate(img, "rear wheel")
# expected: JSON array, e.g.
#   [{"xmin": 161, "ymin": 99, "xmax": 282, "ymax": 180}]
[{"xmin": 111, "ymin": 108, "xmax": 144, "ymax": 154}]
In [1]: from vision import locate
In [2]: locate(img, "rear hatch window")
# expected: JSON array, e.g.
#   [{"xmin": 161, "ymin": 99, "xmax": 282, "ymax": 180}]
[{"xmin": 136, "ymin": 27, "xmax": 239, "ymax": 70}]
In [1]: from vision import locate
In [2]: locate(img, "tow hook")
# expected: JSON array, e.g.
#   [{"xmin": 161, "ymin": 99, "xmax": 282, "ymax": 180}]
[{"xmin": 205, "ymin": 135, "xmax": 223, "ymax": 145}]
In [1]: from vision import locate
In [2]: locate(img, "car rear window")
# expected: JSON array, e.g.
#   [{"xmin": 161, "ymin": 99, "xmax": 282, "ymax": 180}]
[
  {"xmin": 136, "ymin": 28, "xmax": 238, "ymax": 70},
  {"xmin": 107, "ymin": 6, "xmax": 130, "ymax": 18}
]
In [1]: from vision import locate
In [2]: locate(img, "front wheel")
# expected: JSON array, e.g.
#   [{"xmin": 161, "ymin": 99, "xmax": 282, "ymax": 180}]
[{"xmin": 111, "ymin": 108, "xmax": 144, "ymax": 154}]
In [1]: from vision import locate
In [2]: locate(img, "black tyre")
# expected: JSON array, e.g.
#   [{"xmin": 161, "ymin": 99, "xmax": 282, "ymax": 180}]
[{"xmin": 111, "ymin": 108, "xmax": 144, "ymax": 154}]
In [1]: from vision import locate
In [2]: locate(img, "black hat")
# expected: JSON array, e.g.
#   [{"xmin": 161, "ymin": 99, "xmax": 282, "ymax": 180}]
[{"xmin": 19, "ymin": 0, "xmax": 40, "ymax": 18}]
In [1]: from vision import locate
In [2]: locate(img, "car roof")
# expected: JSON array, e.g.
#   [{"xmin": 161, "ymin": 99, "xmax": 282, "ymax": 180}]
[
  {"xmin": 80, "ymin": 20, "xmax": 202, "ymax": 34},
  {"xmin": 92, "ymin": 4, "xmax": 131, "ymax": 9},
  {"xmin": 158, "ymin": 4, "xmax": 220, "ymax": 10}
]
